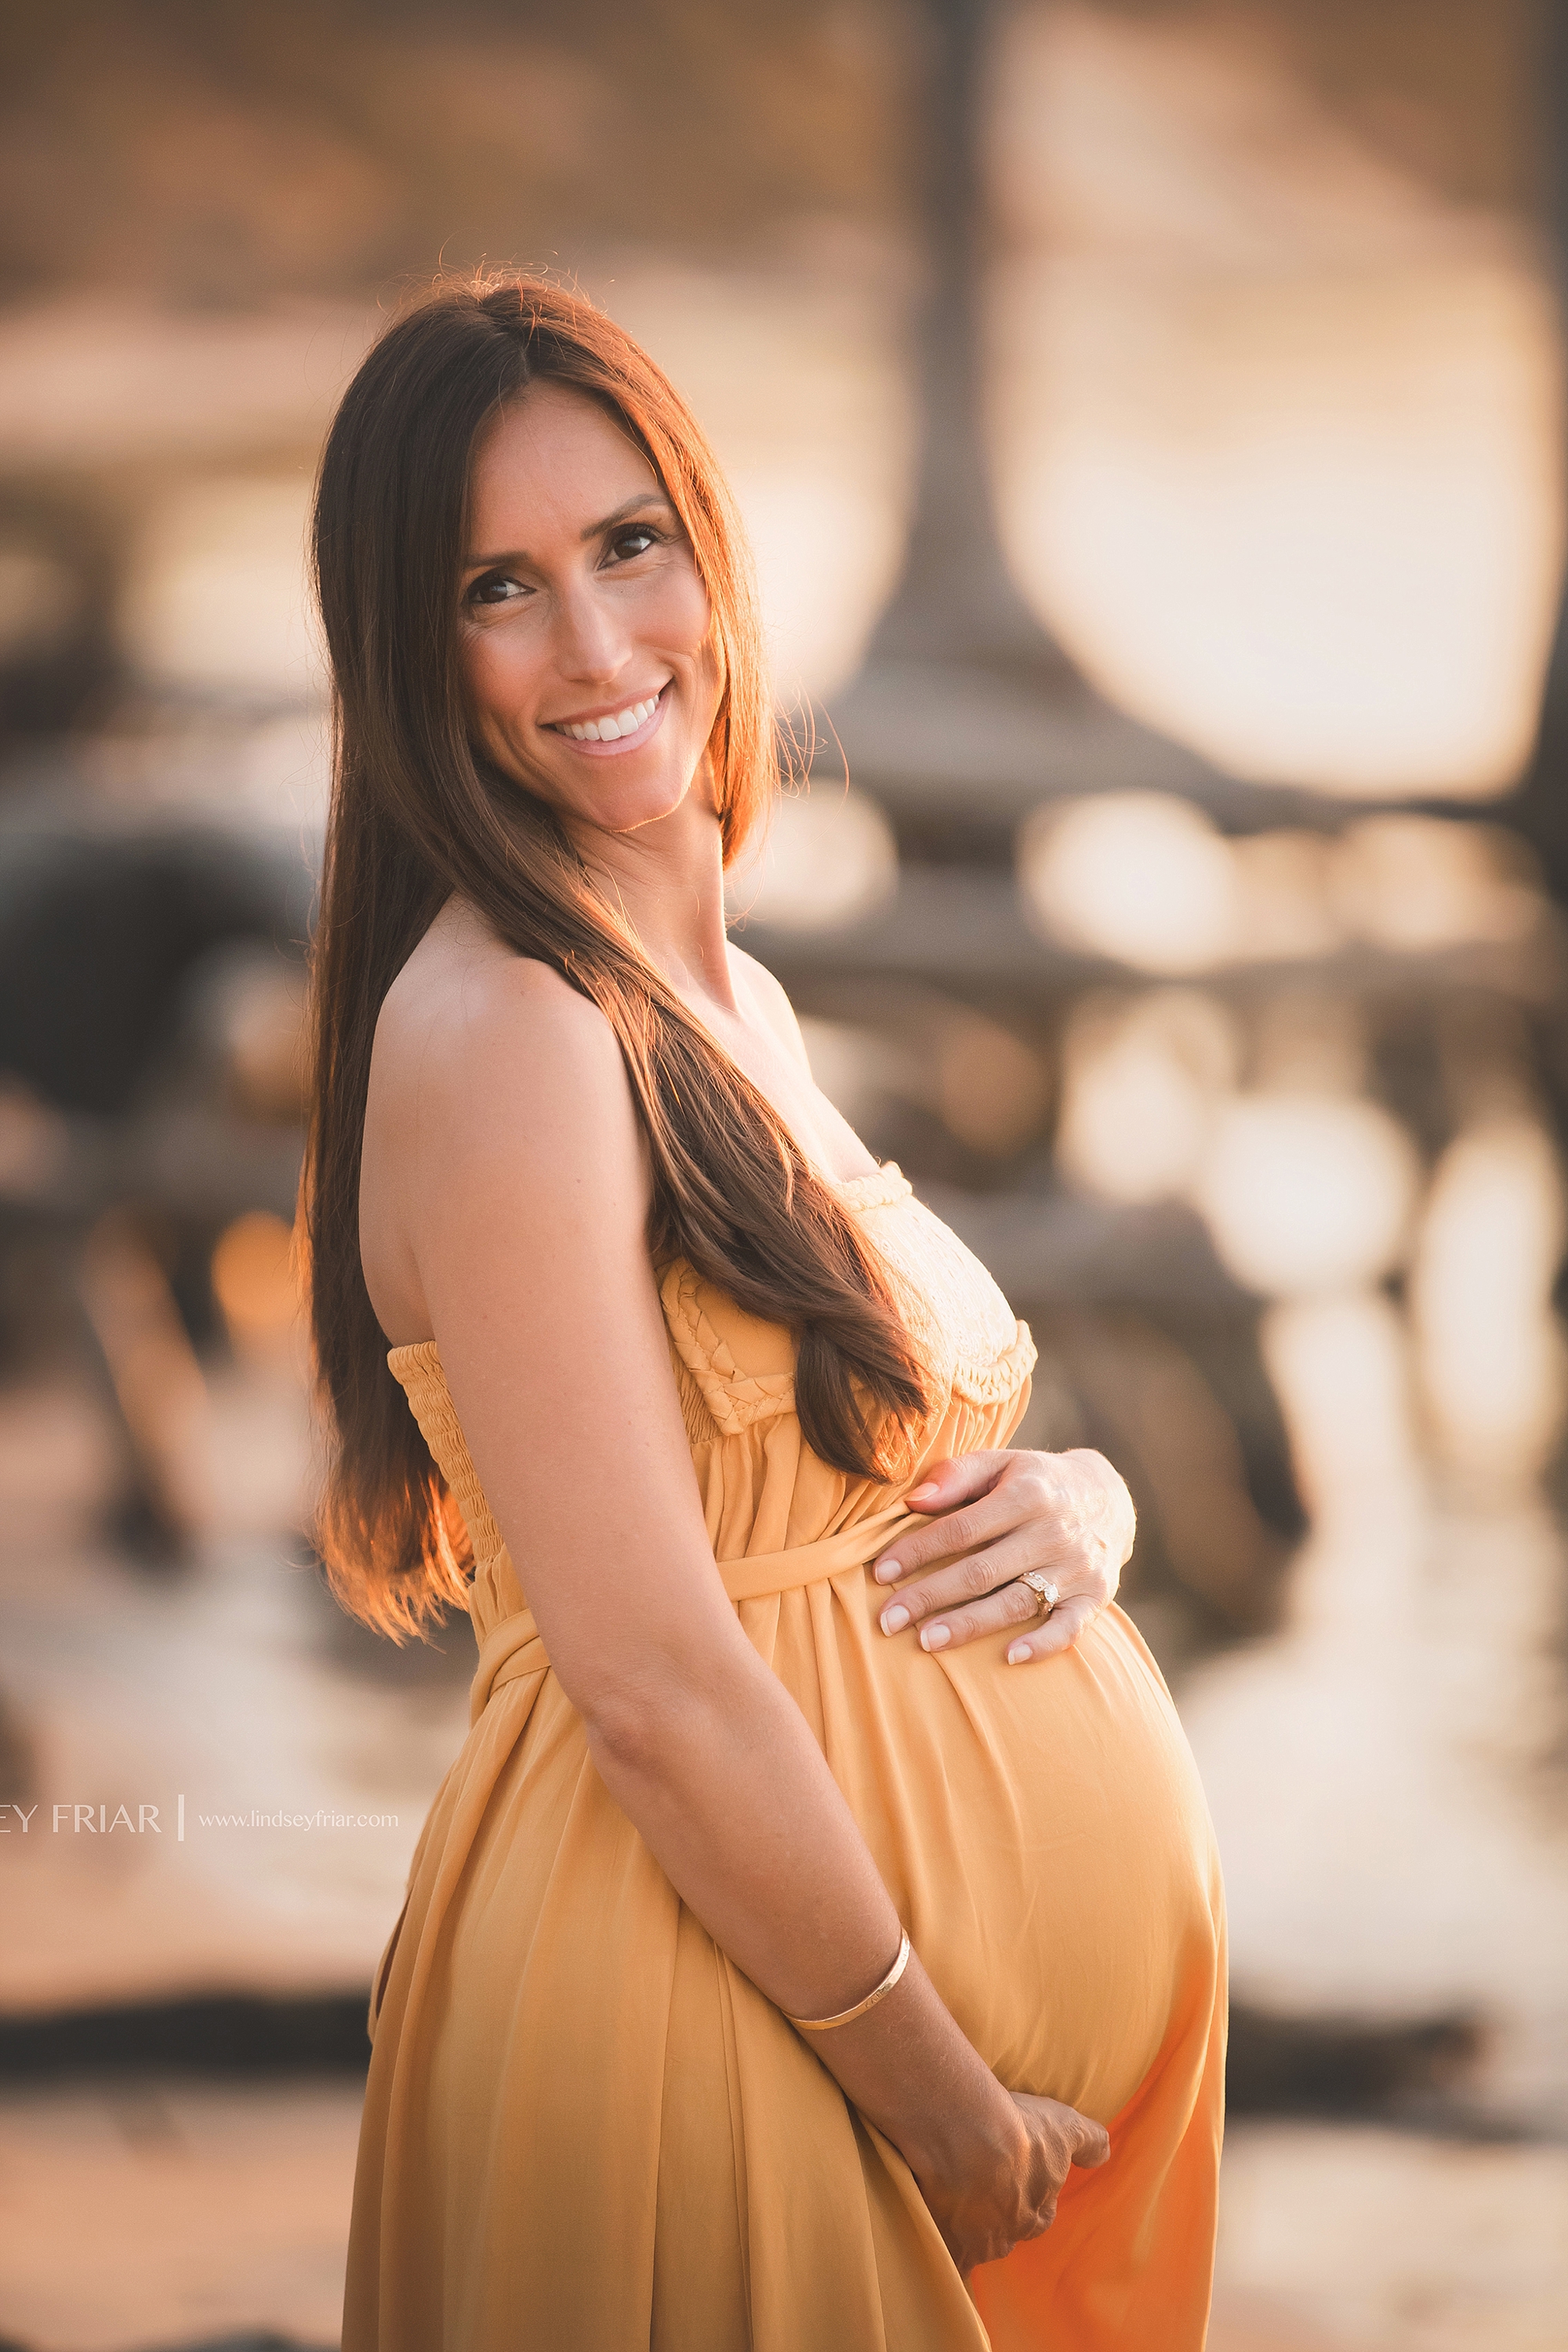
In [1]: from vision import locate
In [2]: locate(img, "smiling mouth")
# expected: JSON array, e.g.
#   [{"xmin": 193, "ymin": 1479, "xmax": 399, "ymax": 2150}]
[{"xmin": 546, "ymin": 684, "xmax": 669, "ymax": 744}]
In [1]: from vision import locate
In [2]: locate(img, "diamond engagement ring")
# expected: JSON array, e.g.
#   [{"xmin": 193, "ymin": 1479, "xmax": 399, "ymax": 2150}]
[{"xmin": 1018, "ymin": 1572, "xmax": 1059, "ymax": 1618}]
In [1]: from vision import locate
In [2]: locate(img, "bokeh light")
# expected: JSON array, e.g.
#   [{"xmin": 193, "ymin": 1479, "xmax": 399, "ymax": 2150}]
[
  {"xmin": 1413, "ymin": 1120, "xmax": 1568, "ymax": 1489},
  {"xmin": 1055, "ymin": 987, "xmax": 1238, "ymax": 1203},
  {"xmin": 1196, "ymin": 1093, "xmax": 1421, "ymax": 1297},
  {"xmin": 728, "ymin": 785, "xmax": 898, "ymax": 932},
  {"xmin": 1019, "ymin": 791, "xmax": 1239, "ymax": 971}
]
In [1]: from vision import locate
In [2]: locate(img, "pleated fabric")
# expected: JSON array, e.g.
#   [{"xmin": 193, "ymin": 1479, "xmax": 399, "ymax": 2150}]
[{"xmin": 342, "ymin": 1167, "xmax": 1225, "ymax": 2349}]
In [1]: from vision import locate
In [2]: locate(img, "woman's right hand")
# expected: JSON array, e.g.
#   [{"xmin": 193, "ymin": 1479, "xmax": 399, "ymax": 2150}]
[
  {"xmin": 914, "ymin": 2091, "xmax": 1111, "ymax": 2276},
  {"xmin": 793, "ymin": 1943, "xmax": 1111, "ymax": 2281}
]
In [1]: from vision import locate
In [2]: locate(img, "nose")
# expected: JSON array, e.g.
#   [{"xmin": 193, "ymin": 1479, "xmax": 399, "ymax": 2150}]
[{"xmin": 551, "ymin": 572, "xmax": 629, "ymax": 688}]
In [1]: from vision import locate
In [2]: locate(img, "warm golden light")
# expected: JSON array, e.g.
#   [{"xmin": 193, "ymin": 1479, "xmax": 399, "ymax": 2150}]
[
  {"xmin": 1055, "ymin": 988, "xmax": 1237, "ymax": 1203},
  {"xmin": 118, "ymin": 475, "xmax": 320, "ymax": 701},
  {"xmin": 937, "ymin": 1012, "xmax": 1051, "ymax": 1156},
  {"xmin": 990, "ymin": 5, "xmax": 1566, "ymax": 799},
  {"xmin": 212, "ymin": 1210, "xmax": 301, "ymax": 1363},
  {"xmin": 1019, "ymin": 793, "xmax": 1238, "ymax": 973},
  {"xmin": 728, "ymin": 786, "xmax": 898, "ymax": 932},
  {"xmin": 1195, "ymin": 1094, "xmax": 1420, "ymax": 1297},
  {"xmin": 1331, "ymin": 816, "xmax": 1544, "ymax": 952},
  {"xmin": 1413, "ymin": 1120, "xmax": 1568, "ymax": 1488}
]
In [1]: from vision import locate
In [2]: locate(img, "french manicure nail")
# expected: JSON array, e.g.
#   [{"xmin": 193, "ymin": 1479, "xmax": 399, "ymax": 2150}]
[
  {"xmin": 907, "ymin": 1483, "xmax": 939, "ymax": 1504},
  {"xmin": 1007, "ymin": 1641, "xmax": 1033, "ymax": 1664},
  {"xmin": 880, "ymin": 1603, "xmax": 909, "ymax": 1635},
  {"xmin": 875, "ymin": 1557, "xmax": 902, "ymax": 1584},
  {"xmin": 921, "ymin": 1624, "xmax": 951, "ymax": 1651}
]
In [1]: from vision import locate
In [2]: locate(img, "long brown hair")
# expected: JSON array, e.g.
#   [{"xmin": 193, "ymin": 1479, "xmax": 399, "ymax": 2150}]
[{"xmin": 306, "ymin": 275, "xmax": 930, "ymax": 1636}]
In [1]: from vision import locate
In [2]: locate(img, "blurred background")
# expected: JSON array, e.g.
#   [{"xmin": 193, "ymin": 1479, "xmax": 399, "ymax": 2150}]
[{"xmin": 0, "ymin": 1, "xmax": 1565, "ymax": 2346}]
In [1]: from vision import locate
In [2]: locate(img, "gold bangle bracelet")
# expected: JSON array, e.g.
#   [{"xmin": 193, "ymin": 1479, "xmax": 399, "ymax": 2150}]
[{"xmin": 786, "ymin": 1930, "xmax": 913, "ymax": 2033}]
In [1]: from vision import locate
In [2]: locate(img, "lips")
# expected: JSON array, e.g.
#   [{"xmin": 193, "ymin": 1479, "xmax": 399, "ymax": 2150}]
[
  {"xmin": 545, "ymin": 683, "xmax": 670, "ymax": 757},
  {"xmin": 547, "ymin": 683, "xmax": 668, "ymax": 741}
]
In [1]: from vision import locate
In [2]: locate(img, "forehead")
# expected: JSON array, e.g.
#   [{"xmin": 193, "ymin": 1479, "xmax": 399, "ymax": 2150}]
[{"xmin": 466, "ymin": 382, "xmax": 661, "ymax": 542}]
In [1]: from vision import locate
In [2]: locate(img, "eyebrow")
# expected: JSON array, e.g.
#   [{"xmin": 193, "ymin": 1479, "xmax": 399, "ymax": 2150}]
[{"xmin": 463, "ymin": 490, "xmax": 676, "ymax": 574}]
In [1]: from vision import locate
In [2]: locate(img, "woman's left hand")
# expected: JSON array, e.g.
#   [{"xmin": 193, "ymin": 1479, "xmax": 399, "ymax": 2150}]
[{"xmin": 872, "ymin": 1450, "xmax": 1136, "ymax": 1665}]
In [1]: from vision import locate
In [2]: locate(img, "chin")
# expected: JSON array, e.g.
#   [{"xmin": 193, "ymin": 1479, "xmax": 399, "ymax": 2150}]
[
  {"xmin": 545, "ymin": 746, "xmax": 707, "ymax": 840},
  {"xmin": 590, "ymin": 773, "xmax": 699, "ymax": 837}
]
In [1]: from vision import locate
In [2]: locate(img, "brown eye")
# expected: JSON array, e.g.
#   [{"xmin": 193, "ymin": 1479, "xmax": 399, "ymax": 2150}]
[
  {"xmin": 608, "ymin": 526, "xmax": 658, "ymax": 562},
  {"xmin": 468, "ymin": 572, "xmax": 528, "ymax": 607}
]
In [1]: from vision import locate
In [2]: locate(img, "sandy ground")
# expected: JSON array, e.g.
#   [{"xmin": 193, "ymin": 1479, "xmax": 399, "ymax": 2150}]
[
  {"xmin": 0, "ymin": 2087, "xmax": 1563, "ymax": 2352},
  {"xmin": 0, "ymin": 2078, "xmax": 355, "ymax": 2351}
]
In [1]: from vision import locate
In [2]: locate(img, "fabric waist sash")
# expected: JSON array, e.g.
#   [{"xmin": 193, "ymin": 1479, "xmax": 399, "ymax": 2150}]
[{"xmin": 468, "ymin": 1500, "xmax": 924, "ymax": 1726}]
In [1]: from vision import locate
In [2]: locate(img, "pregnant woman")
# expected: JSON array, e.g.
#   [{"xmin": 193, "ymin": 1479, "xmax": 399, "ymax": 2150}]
[{"xmin": 312, "ymin": 278, "xmax": 1225, "ymax": 2350}]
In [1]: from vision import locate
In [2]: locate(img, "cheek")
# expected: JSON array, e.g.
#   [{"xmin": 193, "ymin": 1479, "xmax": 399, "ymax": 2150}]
[
  {"xmin": 661, "ymin": 577, "xmax": 720, "ymax": 729},
  {"xmin": 638, "ymin": 550, "xmax": 713, "ymax": 668},
  {"xmin": 459, "ymin": 627, "xmax": 535, "ymax": 741},
  {"xmin": 668, "ymin": 569, "xmax": 713, "ymax": 657}
]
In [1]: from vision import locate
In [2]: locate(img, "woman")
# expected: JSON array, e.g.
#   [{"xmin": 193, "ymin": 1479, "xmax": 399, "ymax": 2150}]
[{"xmin": 310, "ymin": 277, "xmax": 1225, "ymax": 2350}]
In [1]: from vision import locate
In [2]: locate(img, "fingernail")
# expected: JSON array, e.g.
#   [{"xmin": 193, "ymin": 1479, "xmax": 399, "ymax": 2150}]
[
  {"xmin": 921, "ymin": 1624, "xmax": 951, "ymax": 1651},
  {"xmin": 874, "ymin": 1557, "xmax": 902, "ymax": 1584},
  {"xmin": 880, "ymin": 1603, "xmax": 910, "ymax": 1635},
  {"xmin": 907, "ymin": 1483, "xmax": 939, "ymax": 1505},
  {"xmin": 1006, "ymin": 1641, "xmax": 1033, "ymax": 1665}
]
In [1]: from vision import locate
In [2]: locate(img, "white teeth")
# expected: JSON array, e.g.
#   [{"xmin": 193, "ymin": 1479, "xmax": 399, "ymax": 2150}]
[{"xmin": 561, "ymin": 691, "xmax": 662, "ymax": 742}]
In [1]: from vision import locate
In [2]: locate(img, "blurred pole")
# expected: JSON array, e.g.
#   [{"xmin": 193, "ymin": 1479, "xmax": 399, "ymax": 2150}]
[
  {"xmin": 869, "ymin": 0, "xmax": 1081, "ymax": 682},
  {"xmin": 1509, "ymin": 2, "xmax": 1568, "ymax": 904},
  {"xmin": 822, "ymin": 0, "xmax": 1234, "ymax": 832}
]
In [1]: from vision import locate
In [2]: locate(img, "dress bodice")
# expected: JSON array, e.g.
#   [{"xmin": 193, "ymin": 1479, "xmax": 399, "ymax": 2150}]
[{"xmin": 387, "ymin": 1165, "xmax": 1036, "ymax": 1653}]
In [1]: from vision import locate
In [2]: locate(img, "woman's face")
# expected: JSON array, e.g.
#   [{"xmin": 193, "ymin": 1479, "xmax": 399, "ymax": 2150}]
[{"xmin": 458, "ymin": 381, "xmax": 720, "ymax": 847}]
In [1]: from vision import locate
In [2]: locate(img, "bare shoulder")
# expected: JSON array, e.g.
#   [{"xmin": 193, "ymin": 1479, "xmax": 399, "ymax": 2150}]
[
  {"xmin": 361, "ymin": 904, "xmax": 647, "ymax": 1345},
  {"xmin": 728, "ymin": 945, "xmax": 811, "ymax": 1074},
  {"xmin": 380, "ymin": 894, "xmax": 620, "ymax": 1087},
  {"xmin": 367, "ymin": 899, "xmax": 641, "ymax": 1210}
]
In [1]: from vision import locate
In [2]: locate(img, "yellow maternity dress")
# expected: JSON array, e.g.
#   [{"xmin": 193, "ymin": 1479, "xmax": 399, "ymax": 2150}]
[{"xmin": 343, "ymin": 1166, "xmax": 1225, "ymax": 2350}]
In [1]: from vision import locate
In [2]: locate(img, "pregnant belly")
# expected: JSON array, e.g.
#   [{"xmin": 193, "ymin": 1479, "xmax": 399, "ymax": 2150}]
[{"xmin": 764, "ymin": 1596, "xmax": 1222, "ymax": 2128}]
